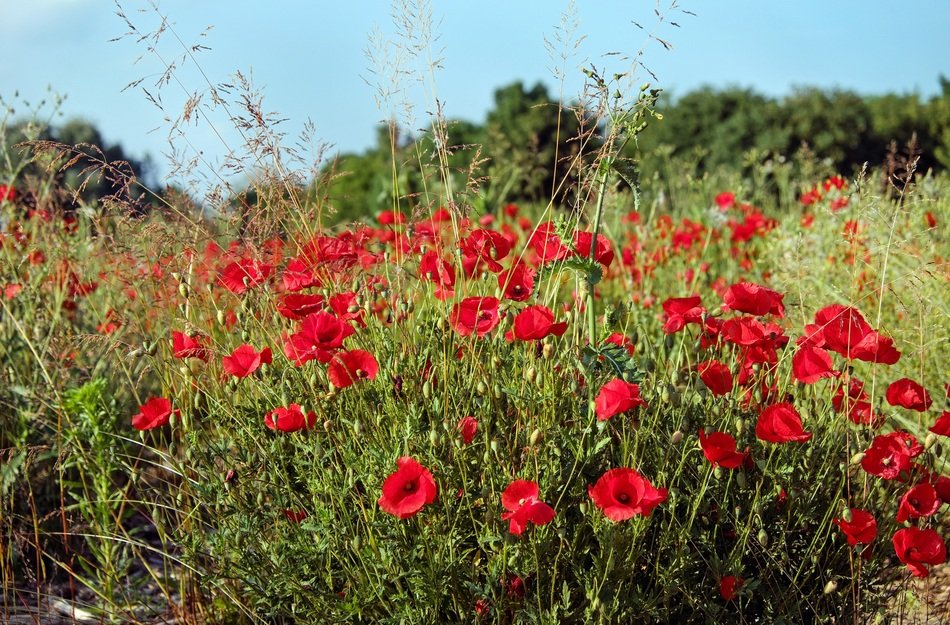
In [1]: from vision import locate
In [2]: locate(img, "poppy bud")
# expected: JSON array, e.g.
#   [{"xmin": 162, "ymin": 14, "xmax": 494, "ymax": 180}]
[
  {"xmin": 351, "ymin": 536, "xmax": 360, "ymax": 551},
  {"xmin": 429, "ymin": 429, "xmax": 440, "ymax": 446},
  {"xmin": 850, "ymin": 452, "xmax": 865, "ymax": 465},
  {"xmin": 525, "ymin": 366, "xmax": 537, "ymax": 383},
  {"xmin": 664, "ymin": 334, "xmax": 675, "ymax": 350},
  {"xmin": 736, "ymin": 418, "xmax": 746, "ymax": 435},
  {"xmin": 353, "ymin": 420, "xmax": 362, "ymax": 436},
  {"xmin": 542, "ymin": 343, "xmax": 553, "ymax": 359},
  {"xmin": 475, "ymin": 381, "xmax": 486, "ymax": 396},
  {"xmin": 714, "ymin": 467, "xmax": 723, "ymax": 480},
  {"xmin": 529, "ymin": 428, "xmax": 542, "ymax": 446},
  {"xmin": 842, "ymin": 507, "xmax": 853, "ymax": 523},
  {"xmin": 924, "ymin": 433, "xmax": 937, "ymax": 450},
  {"xmin": 757, "ymin": 529, "xmax": 768, "ymax": 547},
  {"xmin": 490, "ymin": 439, "xmax": 499, "ymax": 454},
  {"xmin": 178, "ymin": 282, "xmax": 189, "ymax": 298},
  {"xmin": 493, "ymin": 384, "xmax": 502, "ymax": 399},
  {"xmin": 670, "ymin": 430, "xmax": 683, "ymax": 445},
  {"xmin": 323, "ymin": 420, "xmax": 332, "ymax": 432},
  {"xmin": 193, "ymin": 393, "xmax": 202, "ymax": 409},
  {"xmin": 216, "ymin": 310, "xmax": 226, "ymax": 325},
  {"xmin": 423, "ymin": 381, "xmax": 432, "ymax": 399},
  {"xmin": 579, "ymin": 501, "xmax": 588, "ymax": 515},
  {"xmin": 736, "ymin": 471, "xmax": 747, "ymax": 488},
  {"xmin": 823, "ymin": 580, "xmax": 838, "ymax": 594}
]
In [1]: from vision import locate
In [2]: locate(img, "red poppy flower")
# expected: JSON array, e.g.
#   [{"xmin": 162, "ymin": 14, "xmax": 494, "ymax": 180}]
[
  {"xmin": 594, "ymin": 379, "xmax": 646, "ymax": 421},
  {"xmin": 500, "ymin": 480, "xmax": 556, "ymax": 536},
  {"xmin": 498, "ymin": 262, "xmax": 535, "ymax": 302},
  {"xmin": 457, "ymin": 416, "xmax": 478, "ymax": 445},
  {"xmin": 172, "ymin": 330, "xmax": 210, "ymax": 361},
  {"xmin": 281, "ymin": 257, "xmax": 321, "ymax": 292},
  {"xmin": 587, "ymin": 467, "xmax": 667, "ymax": 521},
  {"xmin": 661, "ymin": 296, "xmax": 705, "ymax": 334},
  {"xmin": 132, "ymin": 397, "xmax": 179, "ymax": 431},
  {"xmin": 719, "ymin": 575, "xmax": 743, "ymax": 601},
  {"xmin": 222, "ymin": 344, "xmax": 272, "ymax": 378},
  {"xmin": 418, "ymin": 250, "xmax": 456, "ymax": 300},
  {"xmin": 810, "ymin": 305, "xmax": 901, "ymax": 364},
  {"xmin": 528, "ymin": 222, "xmax": 572, "ymax": 264},
  {"xmin": 574, "ymin": 231, "xmax": 615, "ymax": 267},
  {"xmin": 832, "ymin": 509, "xmax": 877, "ymax": 546},
  {"xmin": 282, "ymin": 311, "xmax": 354, "ymax": 365},
  {"xmin": 328, "ymin": 291, "xmax": 366, "ymax": 327},
  {"xmin": 896, "ymin": 482, "xmax": 942, "ymax": 523},
  {"xmin": 892, "ymin": 527, "xmax": 947, "ymax": 578},
  {"xmin": 861, "ymin": 431, "xmax": 923, "ymax": 480},
  {"xmin": 698, "ymin": 430, "xmax": 747, "ymax": 469},
  {"xmin": 832, "ymin": 377, "xmax": 879, "ymax": 427},
  {"xmin": 885, "ymin": 378, "xmax": 933, "ymax": 412},
  {"xmin": 722, "ymin": 282, "xmax": 785, "ymax": 317},
  {"xmin": 697, "ymin": 360, "xmax": 733, "ymax": 396},
  {"xmin": 327, "ymin": 350, "xmax": 379, "ymax": 389},
  {"xmin": 450, "ymin": 297, "xmax": 501, "ymax": 338},
  {"xmin": 931, "ymin": 411, "xmax": 950, "ymax": 437},
  {"xmin": 0, "ymin": 184, "xmax": 16, "ymax": 203},
  {"xmin": 264, "ymin": 404, "xmax": 317, "ymax": 432},
  {"xmin": 791, "ymin": 340, "xmax": 835, "ymax": 384},
  {"xmin": 505, "ymin": 305, "xmax": 568, "ymax": 342},
  {"xmin": 755, "ymin": 402, "xmax": 812, "ymax": 443},
  {"xmin": 460, "ymin": 229, "xmax": 512, "ymax": 275},
  {"xmin": 378, "ymin": 457, "xmax": 438, "ymax": 519},
  {"xmin": 4, "ymin": 283, "xmax": 21, "ymax": 300},
  {"xmin": 283, "ymin": 509, "xmax": 308, "ymax": 523},
  {"xmin": 715, "ymin": 192, "xmax": 735, "ymax": 211},
  {"xmin": 218, "ymin": 257, "xmax": 272, "ymax": 294},
  {"xmin": 276, "ymin": 293, "xmax": 325, "ymax": 320},
  {"xmin": 603, "ymin": 332, "xmax": 636, "ymax": 356}
]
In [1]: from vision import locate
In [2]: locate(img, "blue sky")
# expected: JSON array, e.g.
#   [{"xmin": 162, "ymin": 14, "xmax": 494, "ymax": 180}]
[{"xmin": 2, "ymin": 0, "xmax": 949, "ymax": 186}]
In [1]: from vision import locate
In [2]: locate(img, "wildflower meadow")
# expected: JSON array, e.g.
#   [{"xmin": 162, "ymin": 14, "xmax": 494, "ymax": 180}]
[{"xmin": 1, "ymin": 2, "xmax": 948, "ymax": 624}]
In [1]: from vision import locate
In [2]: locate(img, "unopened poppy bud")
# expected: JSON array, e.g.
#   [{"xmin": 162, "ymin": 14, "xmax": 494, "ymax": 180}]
[
  {"xmin": 490, "ymin": 439, "xmax": 499, "ymax": 454},
  {"xmin": 216, "ymin": 310, "xmax": 226, "ymax": 325},
  {"xmin": 493, "ymin": 384, "xmax": 502, "ymax": 399},
  {"xmin": 193, "ymin": 393, "xmax": 202, "ymax": 409},
  {"xmin": 579, "ymin": 501, "xmax": 588, "ymax": 515},
  {"xmin": 670, "ymin": 430, "xmax": 684, "ymax": 445},
  {"xmin": 422, "ymin": 381, "xmax": 432, "ymax": 399},
  {"xmin": 323, "ymin": 420, "xmax": 332, "ymax": 432},
  {"xmin": 757, "ymin": 529, "xmax": 769, "ymax": 547},
  {"xmin": 736, "ymin": 471, "xmax": 747, "ymax": 488},
  {"xmin": 429, "ymin": 429, "xmax": 440, "ymax": 446},
  {"xmin": 529, "ymin": 428, "xmax": 542, "ymax": 446},
  {"xmin": 353, "ymin": 420, "xmax": 362, "ymax": 436},
  {"xmin": 168, "ymin": 410, "xmax": 178, "ymax": 428},
  {"xmin": 842, "ymin": 507, "xmax": 853, "ymax": 523},
  {"xmin": 178, "ymin": 282, "xmax": 189, "ymax": 298},
  {"xmin": 850, "ymin": 452, "xmax": 865, "ymax": 466},
  {"xmin": 713, "ymin": 467, "xmax": 723, "ymax": 480},
  {"xmin": 475, "ymin": 381, "xmax": 486, "ymax": 396},
  {"xmin": 525, "ymin": 366, "xmax": 537, "ymax": 383},
  {"xmin": 351, "ymin": 535, "xmax": 360, "ymax": 551},
  {"xmin": 664, "ymin": 334, "xmax": 675, "ymax": 350},
  {"xmin": 660, "ymin": 387, "xmax": 670, "ymax": 404},
  {"xmin": 542, "ymin": 343, "xmax": 553, "ymax": 359},
  {"xmin": 736, "ymin": 418, "xmax": 746, "ymax": 435},
  {"xmin": 823, "ymin": 580, "xmax": 838, "ymax": 595},
  {"xmin": 924, "ymin": 433, "xmax": 937, "ymax": 450}
]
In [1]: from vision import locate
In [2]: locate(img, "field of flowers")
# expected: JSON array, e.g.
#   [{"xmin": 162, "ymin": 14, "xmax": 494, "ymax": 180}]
[{"xmin": 1, "ymin": 143, "xmax": 947, "ymax": 624}]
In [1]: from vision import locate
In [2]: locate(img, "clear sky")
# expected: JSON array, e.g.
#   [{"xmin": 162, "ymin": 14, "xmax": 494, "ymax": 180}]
[{"xmin": 2, "ymin": 0, "xmax": 949, "ymax": 187}]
